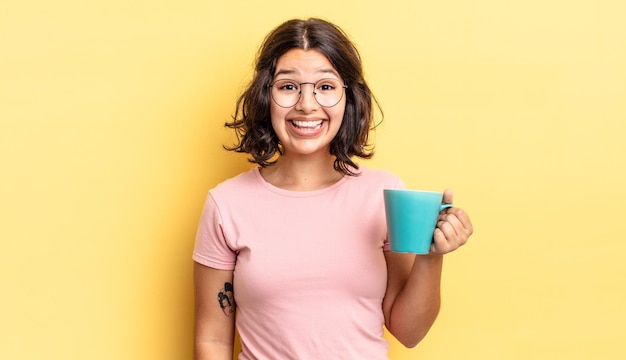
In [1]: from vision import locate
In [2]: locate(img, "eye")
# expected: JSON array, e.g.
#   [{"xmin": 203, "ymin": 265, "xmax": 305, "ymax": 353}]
[
  {"xmin": 316, "ymin": 79, "xmax": 341, "ymax": 92},
  {"xmin": 274, "ymin": 80, "xmax": 299, "ymax": 92}
]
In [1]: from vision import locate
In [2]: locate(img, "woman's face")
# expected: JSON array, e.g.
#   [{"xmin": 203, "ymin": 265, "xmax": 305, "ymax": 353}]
[{"xmin": 269, "ymin": 48, "xmax": 346, "ymax": 159}]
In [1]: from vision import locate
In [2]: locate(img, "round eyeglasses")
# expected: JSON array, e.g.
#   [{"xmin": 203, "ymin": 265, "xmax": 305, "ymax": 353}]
[{"xmin": 268, "ymin": 78, "xmax": 348, "ymax": 108}]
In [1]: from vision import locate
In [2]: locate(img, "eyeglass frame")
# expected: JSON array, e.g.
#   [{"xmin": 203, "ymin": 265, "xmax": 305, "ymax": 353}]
[{"xmin": 267, "ymin": 78, "xmax": 349, "ymax": 108}]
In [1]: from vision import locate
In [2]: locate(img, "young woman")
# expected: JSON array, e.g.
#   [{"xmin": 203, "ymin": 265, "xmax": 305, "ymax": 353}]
[{"xmin": 193, "ymin": 18, "xmax": 473, "ymax": 359}]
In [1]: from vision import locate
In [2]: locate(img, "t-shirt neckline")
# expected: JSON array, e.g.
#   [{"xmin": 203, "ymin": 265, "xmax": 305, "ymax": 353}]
[{"xmin": 252, "ymin": 167, "xmax": 351, "ymax": 198}]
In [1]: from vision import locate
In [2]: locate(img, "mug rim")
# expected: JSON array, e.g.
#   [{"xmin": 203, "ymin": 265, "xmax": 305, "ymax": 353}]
[{"xmin": 383, "ymin": 189, "xmax": 443, "ymax": 194}]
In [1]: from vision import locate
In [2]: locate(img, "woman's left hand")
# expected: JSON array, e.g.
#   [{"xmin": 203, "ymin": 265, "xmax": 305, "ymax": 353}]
[{"xmin": 431, "ymin": 189, "xmax": 473, "ymax": 254}]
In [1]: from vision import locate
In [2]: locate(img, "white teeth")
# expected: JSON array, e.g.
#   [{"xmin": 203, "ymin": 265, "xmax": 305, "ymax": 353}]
[{"xmin": 292, "ymin": 120, "xmax": 323, "ymax": 128}]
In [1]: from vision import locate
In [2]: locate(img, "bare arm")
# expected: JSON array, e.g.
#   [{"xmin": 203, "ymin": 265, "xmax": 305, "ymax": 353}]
[
  {"xmin": 383, "ymin": 252, "xmax": 443, "ymax": 348},
  {"xmin": 194, "ymin": 262, "xmax": 236, "ymax": 360}
]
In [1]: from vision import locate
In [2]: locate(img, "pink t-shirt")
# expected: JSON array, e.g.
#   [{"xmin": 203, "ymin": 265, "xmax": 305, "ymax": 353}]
[{"xmin": 193, "ymin": 166, "xmax": 405, "ymax": 359}]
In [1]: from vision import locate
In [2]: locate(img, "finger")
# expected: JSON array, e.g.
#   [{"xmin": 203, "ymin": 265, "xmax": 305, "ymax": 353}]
[
  {"xmin": 442, "ymin": 189, "xmax": 454, "ymax": 205},
  {"xmin": 437, "ymin": 218, "xmax": 459, "ymax": 243},
  {"xmin": 446, "ymin": 208, "xmax": 473, "ymax": 235},
  {"xmin": 431, "ymin": 219, "xmax": 456, "ymax": 254},
  {"xmin": 431, "ymin": 228, "xmax": 451, "ymax": 254},
  {"xmin": 435, "ymin": 213, "xmax": 472, "ymax": 253},
  {"xmin": 442, "ymin": 214, "xmax": 469, "ymax": 247}
]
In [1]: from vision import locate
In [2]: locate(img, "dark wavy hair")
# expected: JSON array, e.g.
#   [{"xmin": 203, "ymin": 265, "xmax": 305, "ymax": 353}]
[{"xmin": 225, "ymin": 18, "xmax": 381, "ymax": 176}]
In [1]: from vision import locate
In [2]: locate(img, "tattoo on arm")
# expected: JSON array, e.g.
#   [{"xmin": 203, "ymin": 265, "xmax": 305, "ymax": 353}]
[{"xmin": 217, "ymin": 282, "xmax": 235, "ymax": 316}]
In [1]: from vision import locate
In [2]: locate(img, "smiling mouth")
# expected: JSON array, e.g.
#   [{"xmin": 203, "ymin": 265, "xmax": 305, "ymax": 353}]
[{"xmin": 290, "ymin": 120, "xmax": 323, "ymax": 130}]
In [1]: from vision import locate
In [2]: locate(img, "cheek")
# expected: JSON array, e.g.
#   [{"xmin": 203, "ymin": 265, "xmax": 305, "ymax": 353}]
[
  {"xmin": 331, "ymin": 105, "xmax": 346, "ymax": 129},
  {"xmin": 269, "ymin": 105, "xmax": 286, "ymax": 130}
]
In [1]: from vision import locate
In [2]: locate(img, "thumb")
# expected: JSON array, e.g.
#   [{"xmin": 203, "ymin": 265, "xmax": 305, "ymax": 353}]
[{"xmin": 442, "ymin": 189, "xmax": 454, "ymax": 204}]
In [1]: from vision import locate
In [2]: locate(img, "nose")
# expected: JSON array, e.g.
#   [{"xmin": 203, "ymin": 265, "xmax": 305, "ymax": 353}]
[{"xmin": 296, "ymin": 82, "xmax": 318, "ymax": 111}]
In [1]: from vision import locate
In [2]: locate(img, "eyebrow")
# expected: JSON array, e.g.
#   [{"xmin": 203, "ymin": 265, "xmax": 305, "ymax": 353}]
[{"xmin": 274, "ymin": 68, "xmax": 341, "ymax": 79}]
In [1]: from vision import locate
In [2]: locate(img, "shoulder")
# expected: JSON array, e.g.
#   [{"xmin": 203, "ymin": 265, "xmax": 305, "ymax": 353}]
[
  {"xmin": 209, "ymin": 167, "xmax": 261, "ymax": 203},
  {"xmin": 352, "ymin": 165, "xmax": 405, "ymax": 189}
]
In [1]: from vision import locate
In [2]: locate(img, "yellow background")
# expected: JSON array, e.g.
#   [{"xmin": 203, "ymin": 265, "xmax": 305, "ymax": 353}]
[{"xmin": 1, "ymin": 0, "xmax": 625, "ymax": 359}]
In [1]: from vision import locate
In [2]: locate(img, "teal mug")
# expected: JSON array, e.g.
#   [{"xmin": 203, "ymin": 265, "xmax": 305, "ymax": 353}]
[{"xmin": 384, "ymin": 189, "xmax": 454, "ymax": 254}]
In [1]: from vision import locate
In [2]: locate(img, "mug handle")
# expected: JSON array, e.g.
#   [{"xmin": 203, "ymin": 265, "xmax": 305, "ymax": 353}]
[{"xmin": 439, "ymin": 203, "xmax": 454, "ymax": 211}]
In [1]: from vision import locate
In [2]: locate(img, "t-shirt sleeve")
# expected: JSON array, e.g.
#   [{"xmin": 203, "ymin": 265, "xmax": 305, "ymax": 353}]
[
  {"xmin": 192, "ymin": 192, "xmax": 237, "ymax": 270},
  {"xmin": 383, "ymin": 175, "xmax": 407, "ymax": 252}
]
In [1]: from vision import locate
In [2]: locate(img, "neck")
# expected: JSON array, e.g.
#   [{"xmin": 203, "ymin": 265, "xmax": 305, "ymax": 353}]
[{"xmin": 260, "ymin": 154, "xmax": 344, "ymax": 191}]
